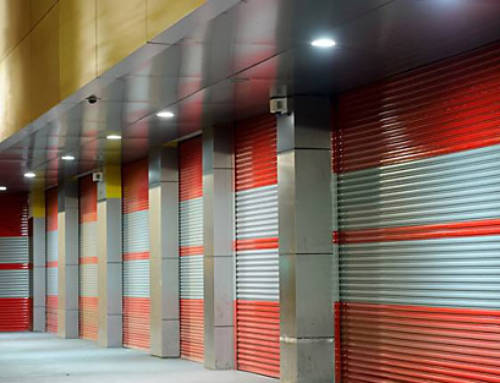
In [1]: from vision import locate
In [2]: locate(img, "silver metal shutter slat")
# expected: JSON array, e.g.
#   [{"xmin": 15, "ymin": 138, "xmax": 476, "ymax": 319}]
[
  {"xmin": 123, "ymin": 260, "xmax": 150, "ymax": 297},
  {"xmin": 123, "ymin": 210, "xmax": 150, "ymax": 254}
]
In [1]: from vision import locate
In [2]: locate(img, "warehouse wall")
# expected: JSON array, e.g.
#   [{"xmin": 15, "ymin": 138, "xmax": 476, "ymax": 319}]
[
  {"xmin": 0, "ymin": 0, "xmax": 204, "ymax": 142},
  {"xmin": 335, "ymin": 42, "xmax": 500, "ymax": 382},
  {"xmin": 0, "ymin": 193, "xmax": 30, "ymax": 332}
]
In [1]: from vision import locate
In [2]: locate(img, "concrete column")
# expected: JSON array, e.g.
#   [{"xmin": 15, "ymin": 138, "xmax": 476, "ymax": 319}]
[
  {"xmin": 277, "ymin": 96, "xmax": 334, "ymax": 383},
  {"xmin": 149, "ymin": 147, "xmax": 180, "ymax": 358},
  {"xmin": 30, "ymin": 188, "xmax": 46, "ymax": 332},
  {"xmin": 97, "ymin": 164, "xmax": 123, "ymax": 347},
  {"xmin": 57, "ymin": 180, "xmax": 79, "ymax": 339},
  {"xmin": 203, "ymin": 125, "xmax": 235, "ymax": 369}
]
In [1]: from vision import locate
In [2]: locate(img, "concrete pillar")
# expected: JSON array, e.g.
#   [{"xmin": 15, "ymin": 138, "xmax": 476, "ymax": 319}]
[
  {"xmin": 30, "ymin": 188, "xmax": 46, "ymax": 332},
  {"xmin": 97, "ymin": 164, "xmax": 123, "ymax": 347},
  {"xmin": 277, "ymin": 96, "xmax": 334, "ymax": 383},
  {"xmin": 57, "ymin": 180, "xmax": 79, "ymax": 339},
  {"xmin": 203, "ymin": 125, "xmax": 235, "ymax": 369},
  {"xmin": 149, "ymin": 147, "xmax": 180, "ymax": 358}
]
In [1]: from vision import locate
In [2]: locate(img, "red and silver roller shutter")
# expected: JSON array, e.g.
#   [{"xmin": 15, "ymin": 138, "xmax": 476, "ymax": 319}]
[
  {"xmin": 234, "ymin": 115, "xmax": 280, "ymax": 378},
  {"xmin": 122, "ymin": 159, "xmax": 150, "ymax": 350},
  {"xmin": 0, "ymin": 193, "xmax": 30, "ymax": 332},
  {"xmin": 46, "ymin": 188, "xmax": 58, "ymax": 333},
  {"xmin": 79, "ymin": 175, "xmax": 98, "ymax": 340},
  {"xmin": 337, "ymin": 43, "xmax": 500, "ymax": 382},
  {"xmin": 179, "ymin": 136, "xmax": 204, "ymax": 362}
]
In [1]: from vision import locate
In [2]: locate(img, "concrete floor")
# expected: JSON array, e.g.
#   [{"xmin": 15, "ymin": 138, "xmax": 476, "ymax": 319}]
[{"xmin": 0, "ymin": 333, "xmax": 275, "ymax": 383}]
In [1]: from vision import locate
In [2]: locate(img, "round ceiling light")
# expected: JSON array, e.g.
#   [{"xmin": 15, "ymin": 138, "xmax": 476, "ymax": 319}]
[{"xmin": 311, "ymin": 37, "xmax": 336, "ymax": 48}]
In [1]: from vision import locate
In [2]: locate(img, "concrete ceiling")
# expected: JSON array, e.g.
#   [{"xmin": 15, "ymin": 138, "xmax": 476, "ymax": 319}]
[{"xmin": 2, "ymin": 0, "xmax": 500, "ymax": 191}]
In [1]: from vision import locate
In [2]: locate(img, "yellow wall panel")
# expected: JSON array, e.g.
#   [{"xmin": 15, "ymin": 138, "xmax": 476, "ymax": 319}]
[
  {"xmin": 146, "ymin": 0, "xmax": 204, "ymax": 41},
  {"xmin": 97, "ymin": 0, "xmax": 146, "ymax": 75},
  {"xmin": 0, "ymin": 0, "xmax": 31, "ymax": 61},
  {"xmin": 59, "ymin": 0, "xmax": 97, "ymax": 99},
  {"xmin": 0, "ymin": 37, "xmax": 31, "ymax": 140},
  {"xmin": 31, "ymin": 0, "xmax": 58, "ymax": 27},
  {"xmin": 31, "ymin": 4, "xmax": 60, "ymax": 120}
]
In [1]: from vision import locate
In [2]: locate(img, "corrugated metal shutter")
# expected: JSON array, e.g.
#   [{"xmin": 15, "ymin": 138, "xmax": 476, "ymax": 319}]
[
  {"xmin": 122, "ymin": 159, "xmax": 150, "ymax": 351},
  {"xmin": 235, "ymin": 115, "xmax": 280, "ymax": 378},
  {"xmin": 79, "ymin": 175, "xmax": 98, "ymax": 341},
  {"xmin": 179, "ymin": 136, "xmax": 204, "ymax": 362},
  {"xmin": 336, "ymin": 42, "xmax": 500, "ymax": 382},
  {"xmin": 46, "ymin": 188, "xmax": 58, "ymax": 334},
  {"xmin": 0, "ymin": 193, "xmax": 31, "ymax": 332}
]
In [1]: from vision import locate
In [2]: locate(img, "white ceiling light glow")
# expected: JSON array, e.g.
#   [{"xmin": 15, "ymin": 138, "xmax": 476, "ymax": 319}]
[
  {"xmin": 311, "ymin": 37, "xmax": 336, "ymax": 48},
  {"xmin": 156, "ymin": 110, "xmax": 175, "ymax": 119},
  {"xmin": 106, "ymin": 134, "xmax": 122, "ymax": 140},
  {"xmin": 24, "ymin": 172, "xmax": 36, "ymax": 178},
  {"xmin": 62, "ymin": 155, "xmax": 75, "ymax": 161},
  {"xmin": 0, "ymin": 186, "xmax": 7, "ymax": 191}
]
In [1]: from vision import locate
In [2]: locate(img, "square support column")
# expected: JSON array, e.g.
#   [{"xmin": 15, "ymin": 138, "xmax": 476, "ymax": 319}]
[
  {"xmin": 57, "ymin": 180, "xmax": 79, "ymax": 339},
  {"xmin": 277, "ymin": 96, "xmax": 334, "ymax": 383},
  {"xmin": 97, "ymin": 164, "xmax": 123, "ymax": 347},
  {"xmin": 149, "ymin": 147, "xmax": 180, "ymax": 358},
  {"xmin": 203, "ymin": 125, "xmax": 235, "ymax": 369},
  {"xmin": 30, "ymin": 188, "xmax": 46, "ymax": 332}
]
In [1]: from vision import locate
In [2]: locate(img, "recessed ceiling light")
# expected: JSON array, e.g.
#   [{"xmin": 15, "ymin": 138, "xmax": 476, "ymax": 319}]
[
  {"xmin": 61, "ymin": 155, "xmax": 75, "ymax": 161},
  {"xmin": 156, "ymin": 110, "xmax": 175, "ymax": 119},
  {"xmin": 0, "ymin": 186, "xmax": 7, "ymax": 191},
  {"xmin": 106, "ymin": 134, "xmax": 122, "ymax": 140},
  {"xmin": 24, "ymin": 172, "xmax": 36, "ymax": 178},
  {"xmin": 311, "ymin": 38, "xmax": 336, "ymax": 48}
]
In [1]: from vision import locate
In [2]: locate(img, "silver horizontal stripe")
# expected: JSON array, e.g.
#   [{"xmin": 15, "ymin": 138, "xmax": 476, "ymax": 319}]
[
  {"xmin": 80, "ymin": 222, "xmax": 97, "ymax": 259},
  {"xmin": 180, "ymin": 255, "xmax": 204, "ymax": 299},
  {"xmin": 236, "ymin": 249, "xmax": 279, "ymax": 301},
  {"xmin": 46, "ymin": 267, "xmax": 58, "ymax": 296},
  {"xmin": 0, "ymin": 237, "xmax": 29, "ymax": 263},
  {"xmin": 340, "ymin": 236, "xmax": 500, "ymax": 309},
  {"xmin": 339, "ymin": 143, "xmax": 500, "ymax": 229},
  {"xmin": 123, "ymin": 210, "xmax": 150, "ymax": 254},
  {"xmin": 79, "ymin": 264, "xmax": 98, "ymax": 297},
  {"xmin": 179, "ymin": 198, "xmax": 203, "ymax": 247},
  {"xmin": 235, "ymin": 185, "xmax": 278, "ymax": 239},
  {"xmin": 123, "ymin": 260, "xmax": 150, "ymax": 298},
  {"xmin": 46, "ymin": 230, "xmax": 58, "ymax": 262},
  {"xmin": 0, "ymin": 270, "xmax": 30, "ymax": 298}
]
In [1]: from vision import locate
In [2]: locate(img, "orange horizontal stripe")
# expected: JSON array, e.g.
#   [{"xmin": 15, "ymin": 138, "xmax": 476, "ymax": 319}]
[
  {"xmin": 180, "ymin": 246, "xmax": 204, "ymax": 256},
  {"xmin": 340, "ymin": 218, "xmax": 500, "ymax": 243},
  {"xmin": 123, "ymin": 252, "xmax": 150, "ymax": 261},
  {"xmin": 46, "ymin": 261, "xmax": 58, "ymax": 268},
  {"xmin": 235, "ymin": 237, "xmax": 278, "ymax": 251},
  {"xmin": 79, "ymin": 256, "xmax": 98, "ymax": 264}
]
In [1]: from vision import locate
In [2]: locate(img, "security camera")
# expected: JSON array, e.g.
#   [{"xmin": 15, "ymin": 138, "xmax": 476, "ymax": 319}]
[{"xmin": 86, "ymin": 95, "xmax": 98, "ymax": 104}]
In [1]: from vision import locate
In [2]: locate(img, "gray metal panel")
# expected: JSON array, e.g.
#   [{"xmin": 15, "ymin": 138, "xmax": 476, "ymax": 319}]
[
  {"xmin": 235, "ymin": 185, "xmax": 278, "ymax": 239},
  {"xmin": 46, "ymin": 230, "xmax": 58, "ymax": 263},
  {"xmin": 79, "ymin": 264, "xmax": 98, "ymax": 297},
  {"xmin": 123, "ymin": 210, "xmax": 150, "ymax": 254},
  {"xmin": 0, "ymin": 237, "xmax": 29, "ymax": 263},
  {"xmin": 236, "ymin": 249, "xmax": 279, "ymax": 301},
  {"xmin": 80, "ymin": 222, "xmax": 97, "ymax": 259},
  {"xmin": 340, "ymin": 235, "xmax": 500, "ymax": 309},
  {"xmin": 46, "ymin": 267, "xmax": 58, "ymax": 296},
  {"xmin": 123, "ymin": 260, "xmax": 150, "ymax": 298},
  {"xmin": 180, "ymin": 255, "xmax": 203, "ymax": 300},
  {"xmin": 236, "ymin": 185, "xmax": 279, "ymax": 302},
  {"xmin": 0, "ymin": 269, "xmax": 30, "ymax": 298},
  {"xmin": 339, "ymin": 143, "xmax": 500, "ymax": 229},
  {"xmin": 179, "ymin": 197, "xmax": 203, "ymax": 247}
]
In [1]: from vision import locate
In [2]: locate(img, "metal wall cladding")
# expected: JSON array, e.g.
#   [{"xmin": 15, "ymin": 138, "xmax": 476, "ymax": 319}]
[
  {"xmin": 0, "ymin": 193, "xmax": 31, "ymax": 332},
  {"xmin": 337, "ymin": 43, "xmax": 500, "ymax": 382},
  {"xmin": 122, "ymin": 159, "xmax": 150, "ymax": 351},
  {"xmin": 179, "ymin": 137, "xmax": 204, "ymax": 363},
  {"xmin": 234, "ymin": 115, "xmax": 280, "ymax": 378},
  {"xmin": 79, "ymin": 173, "xmax": 98, "ymax": 342}
]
